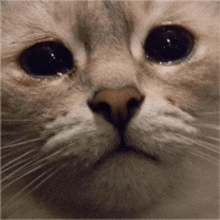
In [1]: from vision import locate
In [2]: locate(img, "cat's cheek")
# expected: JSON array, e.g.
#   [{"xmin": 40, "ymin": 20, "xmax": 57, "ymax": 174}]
[
  {"xmin": 141, "ymin": 59, "xmax": 219, "ymax": 109},
  {"xmin": 3, "ymin": 69, "xmax": 87, "ymax": 117}
]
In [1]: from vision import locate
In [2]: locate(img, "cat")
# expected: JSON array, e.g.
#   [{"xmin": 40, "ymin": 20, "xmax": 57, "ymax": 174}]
[{"xmin": 1, "ymin": 0, "xmax": 219, "ymax": 218}]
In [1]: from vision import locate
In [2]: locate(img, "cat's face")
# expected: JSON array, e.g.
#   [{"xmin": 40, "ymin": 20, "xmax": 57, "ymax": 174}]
[{"xmin": 2, "ymin": 1, "xmax": 219, "ymax": 218}]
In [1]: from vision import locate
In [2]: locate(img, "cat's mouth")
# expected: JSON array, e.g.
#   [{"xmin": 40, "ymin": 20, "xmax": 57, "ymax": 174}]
[
  {"xmin": 117, "ymin": 131, "xmax": 159, "ymax": 162},
  {"xmin": 93, "ymin": 141, "xmax": 160, "ymax": 170}
]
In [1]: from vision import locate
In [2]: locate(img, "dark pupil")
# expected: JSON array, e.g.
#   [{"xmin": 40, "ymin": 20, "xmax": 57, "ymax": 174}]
[
  {"xmin": 144, "ymin": 25, "xmax": 194, "ymax": 63},
  {"xmin": 19, "ymin": 42, "xmax": 73, "ymax": 77}
]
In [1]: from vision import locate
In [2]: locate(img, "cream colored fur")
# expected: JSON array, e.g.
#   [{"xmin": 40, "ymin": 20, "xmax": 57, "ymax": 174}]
[{"xmin": 2, "ymin": 1, "xmax": 219, "ymax": 218}]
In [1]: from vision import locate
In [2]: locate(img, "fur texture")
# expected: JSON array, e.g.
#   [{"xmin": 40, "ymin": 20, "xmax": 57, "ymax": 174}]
[{"xmin": 1, "ymin": 1, "xmax": 219, "ymax": 218}]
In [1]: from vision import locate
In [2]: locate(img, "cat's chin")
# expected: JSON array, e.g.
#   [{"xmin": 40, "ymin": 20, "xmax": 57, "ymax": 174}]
[{"xmin": 38, "ymin": 147, "xmax": 183, "ymax": 218}]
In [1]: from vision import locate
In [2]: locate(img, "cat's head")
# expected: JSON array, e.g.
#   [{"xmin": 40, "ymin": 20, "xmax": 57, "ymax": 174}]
[{"xmin": 2, "ymin": 1, "xmax": 219, "ymax": 218}]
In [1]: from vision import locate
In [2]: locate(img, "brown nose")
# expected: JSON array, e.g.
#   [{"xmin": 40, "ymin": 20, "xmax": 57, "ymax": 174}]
[{"xmin": 88, "ymin": 87, "xmax": 144, "ymax": 129}]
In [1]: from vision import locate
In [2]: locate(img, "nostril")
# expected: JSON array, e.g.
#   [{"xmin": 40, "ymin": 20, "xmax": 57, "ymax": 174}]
[
  {"xmin": 88, "ymin": 101, "xmax": 112, "ymax": 121},
  {"xmin": 127, "ymin": 98, "xmax": 141, "ymax": 109},
  {"xmin": 127, "ymin": 96, "xmax": 144, "ymax": 118}
]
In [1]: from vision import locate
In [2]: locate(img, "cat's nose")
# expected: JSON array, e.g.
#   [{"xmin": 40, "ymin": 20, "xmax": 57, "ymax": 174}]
[{"xmin": 88, "ymin": 87, "xmax": 144, "ymax": 130}]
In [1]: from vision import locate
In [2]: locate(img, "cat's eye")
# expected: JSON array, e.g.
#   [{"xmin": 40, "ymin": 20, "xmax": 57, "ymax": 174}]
[
  {"xmin": 144, "ymin": 25, "xmax": 194, "ymax": 64},
  {"xmin": 19, "ymin": 41, "xmax": 74, "ymax": 78}
]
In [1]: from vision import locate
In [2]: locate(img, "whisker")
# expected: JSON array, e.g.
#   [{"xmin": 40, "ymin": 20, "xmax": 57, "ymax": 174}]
[
  {"xmin": 2, "ymin": 149, "xmax": 65, "ymax": 185},
  {"xmin": 201, "ymin": 135, "xmax": 220, "ymax": 142},
  {"xmin": 193, "ymin": 124, "xmax": 220, "ymax": 130},
  {"xmin": 2, "ymin": 119, "xmax": 35, "ymax": 122},
  {"xmin": 2, "ymin": 160, "xmax": 48, "ymax": 190},
  {"xmin": 1, "ymin": 155, "xmax": 37, "ymax": 174},
  {"xmin": 1, "ymin": 156, "xmax": 45, "ymax": 184},
  {"xmin": 175, "ymin": 133, "xmax": 219, "ymax": 154},
  {"xmin": 16, "ymin": 163, "xmax": 68, "ymax": 204},
  {"xmin": 1, "ymin": 149, "xmax": 37, "ymax": 170},
  {"xmin": 2, "ymin": 167, "xmax": 55, "ymax": 210},
  {"xmin": 197, "ymin": 111, "xmax": 220, "ymax": 115},
  {"xmin": 1, "ymin": 129, "xmax": 38, "ymax": 136},
  {"xmin": 1, "ymin": 137, "xmax": 43, "ymax": 149},
  {"xmin": 2, "ymin": 132, "xmax": 38, "ymax": 145},
  {"xmin": 1, "ymin": 145, "xmax": 34, "ymax": 159},
  {"xmin": 186, "ymin": 147, "xmax": 219, "ymax": 165}
]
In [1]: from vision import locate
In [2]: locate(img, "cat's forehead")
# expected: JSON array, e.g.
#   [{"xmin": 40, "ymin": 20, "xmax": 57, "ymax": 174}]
[
  {"xmin": 2, "ymin": 1, "xmax": 219, "ymax": 53},
  {"xmin": 3, "ymin": 1, "xmax": 218, "ymax": 29}
]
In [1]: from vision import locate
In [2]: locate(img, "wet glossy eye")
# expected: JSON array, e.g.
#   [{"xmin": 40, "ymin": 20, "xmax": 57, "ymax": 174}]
[
  {"xmin": 144, "ymin": 25, "xmax": 194, "ymax": 64},
  {"xmin": 19, "ymin": 41, "xmax": 74, "ymax": 78}
]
